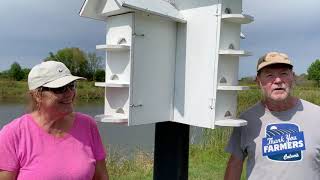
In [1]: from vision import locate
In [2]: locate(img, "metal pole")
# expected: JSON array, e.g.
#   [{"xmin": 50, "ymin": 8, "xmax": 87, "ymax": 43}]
[{"xmin": 153, "ymin": 121, "xmax": 190, "ymax": 180}]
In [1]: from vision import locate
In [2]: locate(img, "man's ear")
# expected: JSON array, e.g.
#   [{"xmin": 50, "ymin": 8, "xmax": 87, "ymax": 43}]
[{"xmin": 255, "ymin": 76, "xmax": 260, "ymax": 86}]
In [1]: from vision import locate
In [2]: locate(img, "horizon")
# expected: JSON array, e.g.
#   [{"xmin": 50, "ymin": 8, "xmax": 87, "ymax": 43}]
[{"xmin": 0, "ymin": 0, "xmax": 319, "ymax": 78}]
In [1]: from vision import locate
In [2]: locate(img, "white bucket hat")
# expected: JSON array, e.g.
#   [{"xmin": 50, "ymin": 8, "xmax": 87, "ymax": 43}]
[{"xmin": 28, "ymin": 61, "xmax": 85, "ymax": 90}]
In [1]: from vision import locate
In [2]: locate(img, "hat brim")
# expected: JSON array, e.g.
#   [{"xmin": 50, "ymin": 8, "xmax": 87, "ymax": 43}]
[
  {"xmin": 257, "ymin": 62, "xmax": 293, "ymax": 72},
  {"xmin": 42, "ymin": 75, "xmax": 86, "ymax": 88}
]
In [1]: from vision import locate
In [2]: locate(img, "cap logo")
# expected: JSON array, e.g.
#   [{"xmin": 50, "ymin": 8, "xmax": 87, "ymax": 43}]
[{"xmin": 58, "ymin": 69, "xmax": 63, "ymax": 73}]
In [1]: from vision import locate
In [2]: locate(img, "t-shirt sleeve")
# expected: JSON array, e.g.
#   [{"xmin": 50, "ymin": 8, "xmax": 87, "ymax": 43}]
[
  {"xmin": 225, "ymin": 127, "xmax": 246, "ymax": 160},
  {"xmin": 0, "ymin": 125, "xmax": 20, "ymax": 171},
  {"xmin": 89, "ymin": 119, "xmax": 107, "ymax": 161}
]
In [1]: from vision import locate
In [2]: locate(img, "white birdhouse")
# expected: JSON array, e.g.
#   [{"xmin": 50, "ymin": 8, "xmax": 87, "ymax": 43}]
[{"xmin": 80, "ymin": 0, "xmax": 254, "ymax": 129}]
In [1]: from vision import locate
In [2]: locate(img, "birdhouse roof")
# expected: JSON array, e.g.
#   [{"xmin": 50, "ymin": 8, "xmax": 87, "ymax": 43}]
[{"xmin": 80, "ymin": 0, "xmax": 186, "ymax": 22}]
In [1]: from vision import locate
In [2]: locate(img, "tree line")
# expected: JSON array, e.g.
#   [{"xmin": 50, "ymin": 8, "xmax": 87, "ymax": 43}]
[
  {"xmin": 0, "ymin": 47, "xmax": 105, "ymax": 82},
  {"xmin": 1, "ymin": 48, "xmax": 320, "ymax": 87},
  {"xmin": 239, "ymin": 59, "xmax": 320, "ymax": 87}
]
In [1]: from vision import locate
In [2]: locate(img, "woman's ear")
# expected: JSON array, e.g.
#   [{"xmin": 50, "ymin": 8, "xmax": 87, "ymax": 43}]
[
  {"xmin": 27, "ymin": 89, "xmax": 42, "ymax": 112},
  {"xmin": 33, "ymin": 89, "xmax": 42, "ymax": 104}
]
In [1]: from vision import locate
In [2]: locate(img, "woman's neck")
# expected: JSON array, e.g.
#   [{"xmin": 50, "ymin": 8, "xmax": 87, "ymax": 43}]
[{"xmin": 32, "ymin": 111, "xmax": 74, "ymax": 137}]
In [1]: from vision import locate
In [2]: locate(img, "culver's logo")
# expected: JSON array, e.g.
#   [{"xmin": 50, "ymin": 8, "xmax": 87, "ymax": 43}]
[{"xmin": 262, "ymin": 123, "xmax": 306, "ymax": 162}]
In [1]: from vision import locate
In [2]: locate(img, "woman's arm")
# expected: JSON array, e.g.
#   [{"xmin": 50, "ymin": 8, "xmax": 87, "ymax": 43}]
[
  {"xmin": 92, "ymin": 160, "xmax": 109, "ymax": 180},
  {"xmin": 0, "ymin": 170, "xmax": 17, "ymax": 180}
]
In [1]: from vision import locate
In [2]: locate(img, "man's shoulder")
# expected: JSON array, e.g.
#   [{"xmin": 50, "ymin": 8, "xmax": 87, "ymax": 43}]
[
  {"xmin": 299, "ymin": 99, "xmax": 320, "ymax": 112},
  {"xmin": 239, "ymin": 102, "xmax": 264, "ymax": 119}
]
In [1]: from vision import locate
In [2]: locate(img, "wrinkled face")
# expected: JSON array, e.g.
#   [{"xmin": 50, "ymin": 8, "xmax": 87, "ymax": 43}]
[
  {"xmin": 256, "ymin": 65, "xmax": 294, "ymax": 102},
  {"xmin": 37, "ymin": 82, "xmax": 76, "ymax": 116}
]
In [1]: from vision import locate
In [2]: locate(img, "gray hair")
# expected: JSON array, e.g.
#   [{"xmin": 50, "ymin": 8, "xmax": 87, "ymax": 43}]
[{"xmin": 27, "ymin": 89, "xmax": 42, "ymax": 112}]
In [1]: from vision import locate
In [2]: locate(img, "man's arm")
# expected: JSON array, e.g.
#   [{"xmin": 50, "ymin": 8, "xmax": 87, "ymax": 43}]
[
  {"xmin": 0, "ymin": 170, "xmax": 17, "ymax": 180},
  {"xmin": 224, "ymin": 155, "xmax": 244, "ymax": 180}
]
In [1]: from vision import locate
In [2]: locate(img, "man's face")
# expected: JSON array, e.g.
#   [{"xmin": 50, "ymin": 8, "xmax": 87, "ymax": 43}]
[{"xmin": 256, "ymin": 65, "xmax": 294, "ymax": 102}]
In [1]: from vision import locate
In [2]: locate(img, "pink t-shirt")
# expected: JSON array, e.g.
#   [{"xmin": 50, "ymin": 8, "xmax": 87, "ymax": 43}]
[{"xmin": 0, "ymin": 112, "xmax": 106, "ymax": 180}]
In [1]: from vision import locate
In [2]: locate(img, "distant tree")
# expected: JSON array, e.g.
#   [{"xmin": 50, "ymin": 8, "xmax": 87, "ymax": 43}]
[
  {"xmin": 239, "ymin": 76, "xmax": 255, "ymax": 85},
  {"xmin": 94, "ymin": 69, "xmax": 105, "ymax": 82},
  {"xmin": 87, "ymin": 52, "xmax": 103, "ymax": 81},
  {"xmin": 46, "ymin": 48, "xmax": 89, "ymax": 78},
  {"xmin": 22, "ymin": 68, "xmax": 31, "ymax": 80},
  {"xmin": 307, "ymin": 59, "xmax": 320, "ymax": 87},
  {"xmin": 9, "ymin": 62, "xmax": 24, "ymax": 81},
  {"xmin": 45, "ymin": 47, "xmax": 105, "ymax": 81}
]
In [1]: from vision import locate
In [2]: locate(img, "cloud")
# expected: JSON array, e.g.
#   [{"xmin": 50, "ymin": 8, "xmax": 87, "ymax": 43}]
[
  {"xmin": 240, "ymin": 0, "xmax": 320, "ymax": 77},
  {"xmin": 0, "ymin": 0, "xmax": 104, "ymax": 40},
  {"xmin": 0, "ymin": 0, "xmax": 105, "ymax": 70},
  {"xmin": 244, "ymin": 0, "xmax": 320, "ymax": 22},
  {"xmin": 0, "ymin": 0, "xmax": 319, "ymax": 77}
]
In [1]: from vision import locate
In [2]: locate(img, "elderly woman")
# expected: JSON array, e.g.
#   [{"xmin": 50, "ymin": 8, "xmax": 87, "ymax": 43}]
[{"xmin": 0, "ymin": 61, "xmax": 109, "ymax": 180}]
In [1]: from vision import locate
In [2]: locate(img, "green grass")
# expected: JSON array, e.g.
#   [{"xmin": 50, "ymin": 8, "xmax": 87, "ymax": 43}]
[
  {"xmin": 0, "ymin": 80, "xmax": 28, "ymax": 101},
  {"xmin": 75, "ymin": 81, "xmax": 104, "ymax": 102},
  {"xmin": 293, "ymin": 86, "xmax": 320, "ymax": 105},
  {"xmin": 188, "ymin": 128, "xmax": 232, "ymax": 180},
  {"xmin": 107, "ymin": 147, "xmax": 153, "ymax": 180}
]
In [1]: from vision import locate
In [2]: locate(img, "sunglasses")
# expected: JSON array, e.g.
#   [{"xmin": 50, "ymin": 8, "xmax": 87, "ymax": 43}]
[{"xmin": 41, "ymin": 82, "xmax": 76, "ymax": 94}]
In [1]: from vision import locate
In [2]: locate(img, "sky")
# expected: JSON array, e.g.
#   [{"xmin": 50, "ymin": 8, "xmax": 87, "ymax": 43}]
[{"xmin": 0, "ymin": 0, "xmax": 319, "ymax": 78}]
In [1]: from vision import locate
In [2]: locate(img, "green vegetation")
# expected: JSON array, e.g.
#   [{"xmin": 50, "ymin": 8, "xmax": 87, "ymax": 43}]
[
  {"xmin": 0, "ymin": 80, "xmax": 104, "ymax": 102},
  {"xmin": 188, "ymin": 129, "xmax": 234, "ymax": 180},
  {"xmin": 0, "ymin": 62, "xmax": 30, "ymax": 81},
  {"xmin": 0, "ymin": 80, "xmax": 28, "ymax": 101},
  {"xmin": 0, "ymin": 48, "xmax": 105, "ymax": 82},
  {"xmin": 307, "ymin": 59, "xmax": 320, "ymax": 87},
  {"xmin": 8, "ymin": 62, "xmax": 26, "ymax": 81},
  {"xmin": 107, "ymin": 148, "xmax": 153, "ymax": 179},
  {"xmin": 45, "ymin": 47, "xmax": 105, "ymax": 81}
]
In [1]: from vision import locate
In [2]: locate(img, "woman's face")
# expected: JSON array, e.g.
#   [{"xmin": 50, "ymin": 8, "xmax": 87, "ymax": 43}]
[{"xmin": 37, "ymin": 82, "xmax": 76, "ymax": 117}]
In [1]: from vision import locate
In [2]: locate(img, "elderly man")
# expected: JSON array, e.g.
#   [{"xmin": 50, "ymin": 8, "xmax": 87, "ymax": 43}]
[{"xmin": 224, "ymin": 52, "xmax": 320, "ymax": 180}]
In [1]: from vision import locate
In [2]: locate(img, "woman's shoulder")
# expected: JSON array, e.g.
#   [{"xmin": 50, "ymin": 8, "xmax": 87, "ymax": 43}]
[
  {"xmin": 0, "ymin": 114, "xmax": 31, "ymax": 138},
  {"xmin": 75, "ymin": 112, "xmax": 97, "ymax": 127}
]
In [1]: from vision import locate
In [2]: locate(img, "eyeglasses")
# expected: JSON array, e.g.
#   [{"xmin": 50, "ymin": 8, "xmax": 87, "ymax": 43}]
[{"xmin": 41, "ymin": 82, "xmax": 76, "ymax": 94}]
